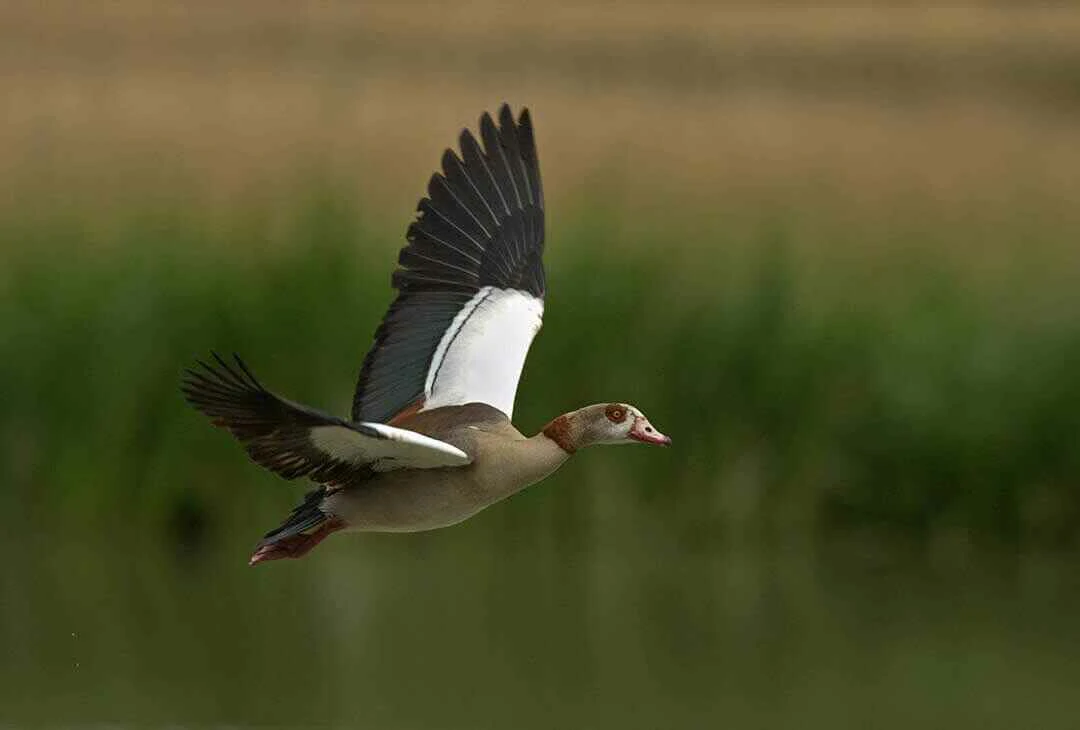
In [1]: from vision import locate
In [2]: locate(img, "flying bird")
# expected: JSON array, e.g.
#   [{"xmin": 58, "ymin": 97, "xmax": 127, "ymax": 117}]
[{"xmin": 182, "ymin": 105, "xmax": 671, "ymax": 565}]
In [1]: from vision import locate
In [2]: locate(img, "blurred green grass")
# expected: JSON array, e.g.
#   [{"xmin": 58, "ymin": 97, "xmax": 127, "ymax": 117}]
[{"xmin": 2, "ymin": 188, "xmax": 1077, "ymax": 551}]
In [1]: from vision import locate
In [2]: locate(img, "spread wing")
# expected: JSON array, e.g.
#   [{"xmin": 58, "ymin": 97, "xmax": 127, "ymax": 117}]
[
  {"xmin": 351, "ymin": 104, "xmax": 545, "ymax": 424},
  {"xmin": 183, "ymin": 354, "xmax": 470, "ymax": 489}
]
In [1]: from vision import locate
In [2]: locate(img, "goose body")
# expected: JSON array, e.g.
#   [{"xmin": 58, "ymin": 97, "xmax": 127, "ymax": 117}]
[
  {"xmin": 182, "ymin": 105, "xmax": 670, "ymax": 565},
  {"xmin": 324, "ymin": 404, "xmax": 568, "ymax": 533}
]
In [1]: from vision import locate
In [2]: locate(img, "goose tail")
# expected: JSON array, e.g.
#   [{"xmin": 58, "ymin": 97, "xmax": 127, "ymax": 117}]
[{"xmin": 249, "ymin": 487, "xmax": 345, "ymax": 566}]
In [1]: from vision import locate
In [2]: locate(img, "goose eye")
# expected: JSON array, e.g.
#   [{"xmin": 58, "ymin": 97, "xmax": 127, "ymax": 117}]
[{"xmin": 605, "ymin": 405, "xmax": 626, "ymax": 423}]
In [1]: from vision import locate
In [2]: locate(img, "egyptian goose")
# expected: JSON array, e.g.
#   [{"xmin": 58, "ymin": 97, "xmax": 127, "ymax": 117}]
[{"xmin": 182, "ymin": 105, "xmax": 670, "ymax": 565}]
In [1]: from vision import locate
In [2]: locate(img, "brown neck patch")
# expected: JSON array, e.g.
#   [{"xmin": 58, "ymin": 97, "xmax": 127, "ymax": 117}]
[{"xmin": 542, "ymin": 414, "xmax": 577, "ymax": 454}]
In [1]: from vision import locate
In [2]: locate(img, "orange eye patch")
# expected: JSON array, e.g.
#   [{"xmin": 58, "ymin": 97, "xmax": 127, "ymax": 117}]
[{"xmin": 605, "ymin": 404, "xmax": 627, "ymax": 423}]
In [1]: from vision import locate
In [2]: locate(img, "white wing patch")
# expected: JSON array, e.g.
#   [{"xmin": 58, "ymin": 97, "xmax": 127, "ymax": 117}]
[
  {"xmin": 310, "ymin": 423, "xmax": 471, "ymax": 472},
  {"xmin": 422, "ymin": 287, "xmax": 544, "ymax": 418}
]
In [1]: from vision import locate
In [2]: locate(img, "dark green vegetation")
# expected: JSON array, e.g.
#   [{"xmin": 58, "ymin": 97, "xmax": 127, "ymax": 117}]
[{"xmin": 3, "ymin": 191, "xmax": 1077, "ymax": 555}]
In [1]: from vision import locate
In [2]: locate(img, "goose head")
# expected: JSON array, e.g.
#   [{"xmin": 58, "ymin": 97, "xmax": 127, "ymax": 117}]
[
  {"xmin": 557, "ymin": 402, "xmax": 671, "ymax": 448},
  {"xmin": 603, "ymin": 403, "xmax": 671, "ymax": 446}
]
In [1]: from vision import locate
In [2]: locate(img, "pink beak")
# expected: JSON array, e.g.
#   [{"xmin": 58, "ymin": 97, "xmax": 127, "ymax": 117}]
[{"xmin": 628, "ymin": 417, "xmax": 672, "ymax": 446}]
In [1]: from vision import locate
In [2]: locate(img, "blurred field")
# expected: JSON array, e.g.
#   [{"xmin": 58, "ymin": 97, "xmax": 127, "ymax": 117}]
[
  {"xmin": 3, "ymin": 0, "xmax": 1078, "ymax": 541},
  {"xmin": 4, "ymin": 2, "xmax": 1080, "ymax": 230},
  {"xmin": 2, "ymin": 4, "xmax": 1080, "ymax": 727}
]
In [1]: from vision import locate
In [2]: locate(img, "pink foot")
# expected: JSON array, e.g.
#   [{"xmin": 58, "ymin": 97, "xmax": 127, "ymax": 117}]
[{"xmin": 249, "ymin": 518, "xmax": 346, "ymax": 566}]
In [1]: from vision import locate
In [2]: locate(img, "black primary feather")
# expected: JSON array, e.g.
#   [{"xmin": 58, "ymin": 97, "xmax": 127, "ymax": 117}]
[
  {"xmin": 351, "ymin": 104, "xmax": 546, "ymax": 424},
  {"xmin": 182, "ymin": 352, "xmax": 379, "ymax": 490}
]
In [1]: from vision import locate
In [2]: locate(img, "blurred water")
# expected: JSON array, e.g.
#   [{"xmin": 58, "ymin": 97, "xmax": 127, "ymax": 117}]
[{"xmin": 2, "ymin": 509, "xmax": 1078, "ymax": 729}]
